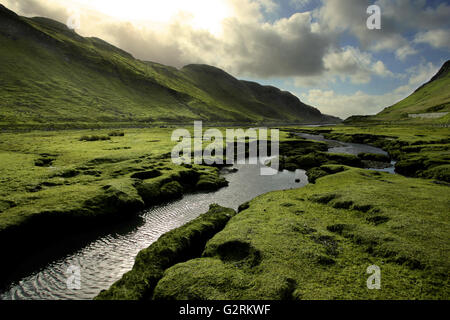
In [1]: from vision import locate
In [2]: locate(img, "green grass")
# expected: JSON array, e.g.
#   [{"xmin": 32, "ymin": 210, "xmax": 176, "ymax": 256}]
[
  {"xmin": 151, "ymin": 167, "xmax": 450, "ymax": 300},
  {"xmin": 346, "ymin": 61, "xmax": 450, "ymax": 124},
  {"xmin": 285, "ymin": 125, "xmax": 450, "ymax": 182},
  {"xmin": 96, "ymin": 204, "xmax": 236, "ymax": 300},
  {"xmin": 0, "ymin": 126, "xmax": 285, "ymax": 236},
  {"xmin": 92, "ymin": 124, "xmax": 449, "ymax": 300},
  {"xmin": 0, "ymin": 126, "xmax": 231, "ymax": 272},
  {"xmin": 0, "ymin": 119, "xmax": 448, "ymax": 299}
]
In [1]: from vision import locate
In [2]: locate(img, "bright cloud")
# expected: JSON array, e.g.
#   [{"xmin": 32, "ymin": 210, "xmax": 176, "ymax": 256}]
[
  {"xmin": 414, "ymin": 29, "xmax": 450, "ymax": 50},
  {"xmin": 315, "ymin": 0, "xmax": 449, "ymax": 60},
  {"xmin": 293, "ymin": 46, "xmax": 395, "ymax": 87}
]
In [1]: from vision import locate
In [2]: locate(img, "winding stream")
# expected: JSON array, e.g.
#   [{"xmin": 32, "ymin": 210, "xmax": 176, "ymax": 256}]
[
  {"xmin": 298, "ymin": 133, "xmax": 396, "ymax": 174},
  {"xmin": 0, "ymin": 134, "xmax": 394, "ymax": 300}
]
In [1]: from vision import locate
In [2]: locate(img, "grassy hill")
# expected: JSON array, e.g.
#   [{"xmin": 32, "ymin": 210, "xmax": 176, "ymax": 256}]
[
  {"xmin": 347, "ymin": 60, "xmax": 450, "ymax": 124},
  {"xmin": 0, "ymin": 5, "xmax": 339, "ymax": 129}
]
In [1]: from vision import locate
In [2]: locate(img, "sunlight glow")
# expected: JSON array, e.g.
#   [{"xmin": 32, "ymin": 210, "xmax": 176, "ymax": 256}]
[{"xmin": 68, "ymin": 0, "xmax": 232, "ymax": 35}]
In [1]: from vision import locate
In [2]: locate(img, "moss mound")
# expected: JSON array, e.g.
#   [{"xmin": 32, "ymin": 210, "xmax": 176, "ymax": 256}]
[
  {"xmin": 96, "ymin": 204, "xmax": 236, "ymax": 300},
  {"xmin": 196, "ymin": 172, "xmax": 229, "ymax": 191},
  {"xmin": 149, "ymin": 168, "xmax": 450, "ymax": 300},
  {"xmin": 421, "ymin": 165, "xmax": 450, "ymax": 182},
  {"xmin": 358, "ymin": 153, "xmax": 391, "ymax": 163},
  {"xmin": 306, "ymin": 165, "xmax": 347, "ymax": 183}
]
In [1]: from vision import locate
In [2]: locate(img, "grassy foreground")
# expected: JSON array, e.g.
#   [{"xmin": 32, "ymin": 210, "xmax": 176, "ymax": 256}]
[
  {"xmin": 96, "ymin": 204, "xmax": 236, "ymax": 300},
  {"xmin": 0, "ymin": 127, "xmax": 229, "ymax": 283},
  {"xmin": 150, "ymin": 166, "xmax": 449, "ymax": 299},
  {"xmin": 96, "ymin": 124, "xmax": 449, "ymax": 300},
  {"xmin": 1, "ymin": 124, "xmax": 448, "ymax": 299}
]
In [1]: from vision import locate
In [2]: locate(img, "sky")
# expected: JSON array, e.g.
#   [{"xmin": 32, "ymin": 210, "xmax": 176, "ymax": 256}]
[{"xmin": 1, "ymin": 0, "xmax": 449, "ymax": 119}]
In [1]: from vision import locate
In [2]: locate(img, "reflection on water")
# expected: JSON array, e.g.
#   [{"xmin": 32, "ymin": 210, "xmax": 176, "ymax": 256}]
[{"xmin": 1, "ymin": 159, "xmax": 305, "ymax": 300}]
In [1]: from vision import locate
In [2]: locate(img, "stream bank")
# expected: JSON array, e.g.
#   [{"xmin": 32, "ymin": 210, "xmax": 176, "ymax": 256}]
[
  {"xmin": 3, "ymin": 131, "xmax": 434, "ymax": 300},
  {"xmin": 98, "ymin": 131, "xmax": 449, "ymax": 300}
]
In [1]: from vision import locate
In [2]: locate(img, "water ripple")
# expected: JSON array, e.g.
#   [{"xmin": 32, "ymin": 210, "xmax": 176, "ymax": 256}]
[{"xmin": 1, "ymin": 160, "xmax": 303, "ymax": 300}]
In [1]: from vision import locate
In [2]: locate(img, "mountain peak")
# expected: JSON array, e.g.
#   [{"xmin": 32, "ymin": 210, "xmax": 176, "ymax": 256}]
[
  {"xmin": 371, "ymin": 59, "xmax": 450, "ymax": 121},
  {"xmin": 427, "ymin": 59, "xmax": 450, "ymax": 83},
  {"xmin": 0, "ymin": 3, "xmax": 17, "ymax": 17},
  {"xmin": 181, "ymin": 64, "xmax": 238, "ymax": 80},
  {"xmin": 415, "ymin": 59, "xmax": 450, "ymax": 93}
]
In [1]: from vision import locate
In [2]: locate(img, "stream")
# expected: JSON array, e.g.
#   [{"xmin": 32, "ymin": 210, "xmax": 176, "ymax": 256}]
[{"xmin": 0, "ymin": 134, "xmax": 394, "ymax": 300}]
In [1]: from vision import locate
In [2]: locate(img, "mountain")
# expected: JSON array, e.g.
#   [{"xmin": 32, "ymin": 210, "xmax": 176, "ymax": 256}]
[
  {"xmin": 368, "ymin": 60, "xmax": 450, "ymax": 122},
  {"xmin": 0, "ymin": 5, "xmax": 339, "ymax": 128}
]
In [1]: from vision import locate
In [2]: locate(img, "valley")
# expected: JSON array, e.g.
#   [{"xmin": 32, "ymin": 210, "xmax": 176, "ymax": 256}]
[{"xmin": 0, "ymin": 3, "xmax": 448, "ymax": 302}]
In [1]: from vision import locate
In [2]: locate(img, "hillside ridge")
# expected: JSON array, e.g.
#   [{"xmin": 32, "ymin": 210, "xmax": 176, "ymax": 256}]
[
  {"xmin": 414, "ymin": 60, "xmax": 450, "ymax": 93},
  {"xmin": 345, "ymin": 59, "xmax": 450, "ymax": 123},
  {"xmin": 0, "ymin": 4, "xmax": 340, "ymax": 128}
]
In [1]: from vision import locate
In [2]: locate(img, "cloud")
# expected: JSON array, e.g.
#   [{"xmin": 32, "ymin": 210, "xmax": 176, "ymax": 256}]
[
  {"xmin": 290, "ymin": 0, "xmax": 313, "ymax": 10},
  {"xmin": 217, "ymin": 13, "xmax": 332, "ymax": 77},
  {"xmin": 378, "ymin": 0, "xmax": 450, "ymax": 31},
  {"xmin": 301, "ymin": 89, "xmax": 390, "ymax": 119},
  {"xmin": 372, "ymin": 60, "xmax": 394, "ymax": 77},
  {"xmin": 0, "ymin": 0, "xmax": 447, "ymax": 119},
  {"xmin": 1, "ymin": 0, "xmax": 336, "ymax": 78},
  {"xmin": 323, "ymin": 46, "xmax": 394, "ymax": 83},
  {"xmin": 97, "ymin": 10, "xmax": 333, "ymax": 78},
  {"xmin": 254, "ymin": 0, "xmax": 279, "ymax": 14},
  {"xmin": 3, "ymin": 0, "xmax": 446, "ymax": 81},
  {"xmin": 1, "ymin": 0, "xmax": 69, "ymax": 20},
  {"xmin": 414, "ymin": 29, "xmax": 450, "ymax": 50},
  {"xmin": 393, "ymin": 61, "xmax": 441, "ymax": 95},
  {"xmin": 315, "ymin": 0, "xmax": 450, "ymax": 60},
  {"xmin": 293, "ymin": 46, "xmax": 395, "ymax": 87},
  {"xmin": 300, "ymin": 61, "xmax": 440, "ymax": 118},
  {"xmin": 394, "ymin": 45, "xmax": 418, "ymax": 61}
]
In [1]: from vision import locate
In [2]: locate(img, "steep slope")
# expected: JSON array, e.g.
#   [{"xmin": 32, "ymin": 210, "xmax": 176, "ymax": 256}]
[
  {"xmin": 0, "ymin": 5, "xmax": 339, "ymax": 128},
  {"xmin": 373, "ymin": 60, "xmax": 450, "ymax": 121},
  {"xmin": 179, "ymin": 64, "xmax": 339, "ymax": 123}
]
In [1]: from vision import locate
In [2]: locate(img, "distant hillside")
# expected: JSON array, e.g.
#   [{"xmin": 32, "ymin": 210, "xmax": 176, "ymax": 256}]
[
  {"xmin": 0, "ymin": 5, "xmax": 339, "ymax": 128},
  {"xmin": 370, "ymin": 60, "xmax": 450, "ymax": 123}
]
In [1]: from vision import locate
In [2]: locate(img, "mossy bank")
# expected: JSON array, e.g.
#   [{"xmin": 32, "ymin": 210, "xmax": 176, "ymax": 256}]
[
  {"xmin": 96, "ymin": 204, "xmax": 236, "ymax": 300},
  {"xmin": 98, "ymin": 166, "xmax": 449, "ymax": 300},
  {"xmin": 97, "ymin": 125, "xmax": 449, "ymax": 300},
  {"xmin": 0, "ymin": 127, "xmax": 228, "ymax": 285},
  {"xmin": 284, "ymin": 125, "xmax": 450, "ymax": 183}
]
